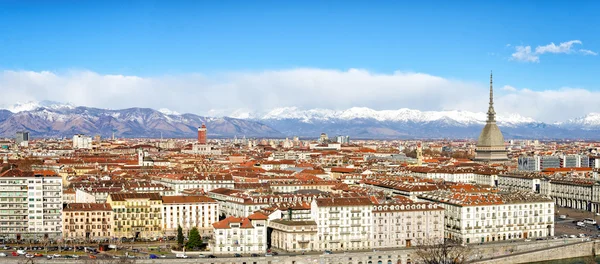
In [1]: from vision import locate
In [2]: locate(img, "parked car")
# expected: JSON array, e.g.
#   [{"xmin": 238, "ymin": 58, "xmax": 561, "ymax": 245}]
[
  {"xmin": 89, "ymin": 255, "xmax": 97, "ymax": 259},
  {"xmin": 25, "ymin": 254, "xmax": 34, "ymax": 258},
  {"xmin": 324, "ymin": 250, "xmax": 333, "ymax": 255},
  {"xmin": 234, "ymin": 253, "xmax": 242, "ymax": 257},
  {"xmin": 34, "ymin": 253, "xmax": 43, "ymax": 257},
  {"xmin": 577, "ymin": 221, "xmax": 586, "ymax": 227},
  {"xmin": 149, "ymin": 254, "xmax": 158, "ymax": 259},
  {"xmin": 11, "ymin": 252, "xmax": 18, "ymax": 257},
  {"xmin": 207, "ymin": 255, "xmax": 217, "ymax": 258},
  {"xmin": 0, "ymin": 253, "xmax": 6, "ymax": 257},
  {"xmin": 251, "ymin": 253, "xmax": 260, "ymax": 257},
  {"xmin": 265, "ymin": 253, "xmax": 273, "ymax": 257},
  {"xmin": 559, "ymin": 215, "xmax": 567, "ymax": 219},
  {"xmin": 17, "ymin": 250, "xmax": 26, "ymax": 255},
  {"xmin": 198, "ymin": 254, "xmax": 207, "ymax": 258},
  {"xmin": 176, "ymin": 253, "xmax": 188, "ymax": 259}
]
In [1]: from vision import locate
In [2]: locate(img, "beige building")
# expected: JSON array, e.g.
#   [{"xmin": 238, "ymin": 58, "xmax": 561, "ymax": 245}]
[
  {"xmin": 372, "ymin": 200, "xmax": 444, "ymax": 248},
  {"xmin": 63, "ymin": 203, "xmax": 113, "ymax": 241},
  {"xmin": 162, "ymin": 195, "xmax": 219, "ymax": 236},
  {"xmin": 107, "ymin": 193, "xmax": 163, "ymax": 239},
  {"xmin": 269, "ymin": 220, "xmax": 317, "ymax": 252}
]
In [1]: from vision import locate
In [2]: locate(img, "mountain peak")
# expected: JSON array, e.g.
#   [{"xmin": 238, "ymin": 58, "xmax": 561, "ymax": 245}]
[
  {"xmin": 3, "ymin": 100, "xmax": 74, "ymax": 113},
  {"xmin": 157, "ymin": 108, "xmax": 181, "ymax": 115}
]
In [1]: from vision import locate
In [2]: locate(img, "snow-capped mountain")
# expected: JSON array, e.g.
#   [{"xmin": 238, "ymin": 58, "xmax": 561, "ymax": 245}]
[
  {"xmin": 229, "ymin": 107, "xmax": 600, "ymax": 139},
  {"xmin": 5, "ymin": 100, "xmax": 75, "ymax": 113},
  {"xmin": 557, "ymin": 113, "xmax": 600, "ymax": 129},
  {"xmin": 3, "ymin": 102, "xmax": 600, "ymax": 139},
  {"xmin": 0, "ymin": 103, "xmax": 281, "ymax": 138},
  {"xmin": 255, "ymin": 107, "xmax": 536, "ymax": 127}
]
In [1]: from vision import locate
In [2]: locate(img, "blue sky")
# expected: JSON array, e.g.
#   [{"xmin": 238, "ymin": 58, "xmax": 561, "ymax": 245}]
[{"xmin": 1, "ymin": 1, "xmax": 599, "ymax": 121}]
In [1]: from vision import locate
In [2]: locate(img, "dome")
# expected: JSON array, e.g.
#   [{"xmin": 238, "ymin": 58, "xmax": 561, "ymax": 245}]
[{"xmin": 477, "ymin": 123, "xmax": 505, "ymax": 147}]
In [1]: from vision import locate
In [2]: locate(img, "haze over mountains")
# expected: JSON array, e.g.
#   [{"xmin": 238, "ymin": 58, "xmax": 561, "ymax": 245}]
[{"xmin": 2, "ymin": 101, "xmax": 600, "ymax": 139}]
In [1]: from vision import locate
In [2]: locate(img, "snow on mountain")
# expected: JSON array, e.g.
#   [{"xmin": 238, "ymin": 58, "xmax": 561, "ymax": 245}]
[
  {"xmin": 252, "ymin": 107, "xmax": 536, "ymax": 126},
  {"xmin": 3, "ymin": 100, "xmax": 74, "ymax": 113},
  {"xmin": 158, "ymin": 108, "xmax": 181, "ymax": 115},
  {"xmin": 559, "ymin": 113, "xmax": 600, "ymax": 129}
]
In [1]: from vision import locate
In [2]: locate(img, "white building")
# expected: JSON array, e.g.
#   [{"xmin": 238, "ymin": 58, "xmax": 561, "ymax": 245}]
[
  {"xmin": 162, "ymin": 195, "xmax": 219, "ymax": 236},
  {"xmin": 419, "ymin": 190, "xmax": 554, "ymax": 244},
  {"xmin": 311, "ymin": 197, "xmax": 373, "ymax": 251},
  {"xmin": 72, "ymin": 134, "xmax": 92, "ymax": 149},
  {"xmin": 212, "ymin": 212, "xmax": 268, "ymax": 254},
  {"xmin": 0, "ymin": 169, "xmax": 63, "ymax": 241},
  {"xmin": 372, "ymin": 199, "xmax": 444, "ymax": 248}
]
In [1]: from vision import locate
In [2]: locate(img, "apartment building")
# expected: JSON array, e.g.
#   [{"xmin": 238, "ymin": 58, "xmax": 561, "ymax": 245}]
[
  {"xmin": 372, "ymin": 199, "xmax": 444, "ymax": 248},
  {"xmin": 63, "ymin": 203, "xmax": 113, "ymax": 240},
  {"xmin": 0, "ymin": 169, "xmax": 63, "ymax": 241},
  {"xmin": 212, "ymin": 212, "xmax": 268, "ymax": 254},
  {"xmin": 269, "ymin": 220, "xmax": 318, "ymax": 252},
  {"xmin": 310, "ymin": 197, "xmax": 373, "ymax": 251},
  {"xmin": 162, "ymin": 195, "xmax": 219, "ymax": 236},
  {"xmin": 107, "ymin": 193, "xmax": 163, "ymax": 239},
  {"xmin": 419, "ymin": 190, "xmax": 554, "ymax": 244}
]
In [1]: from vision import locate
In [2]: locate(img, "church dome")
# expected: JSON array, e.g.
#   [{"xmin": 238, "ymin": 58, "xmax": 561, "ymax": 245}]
[{"xmin": 476, "ymin": 123, "xmax": 505, "ymax": 147}]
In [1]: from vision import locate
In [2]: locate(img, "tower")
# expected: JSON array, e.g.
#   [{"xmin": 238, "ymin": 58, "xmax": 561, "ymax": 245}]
[
  {"xmin": 416, "ymin": 142, "xmax": 423, "ymax": 166},
  {"xmin": 137, "ymin": 148, "xmax": 144, "ymax": 166},
  {"xmin": 198, "ymin": 123, "xmax": 207, "ymax": 144},
  {"xmin": 474, "ymin": 72, "xmax": 508, "ymax": 162}
]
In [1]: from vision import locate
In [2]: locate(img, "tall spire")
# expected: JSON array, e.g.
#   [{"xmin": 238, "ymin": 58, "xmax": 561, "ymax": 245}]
[{"xmin": 487, "ymin": 71, "xmax": 496, "ymax": 123}]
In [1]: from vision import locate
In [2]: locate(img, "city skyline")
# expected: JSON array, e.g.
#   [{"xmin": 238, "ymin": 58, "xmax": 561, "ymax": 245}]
[{"xmin": 1, "ymin": 1, "xmax": 600, "ymax": 122}]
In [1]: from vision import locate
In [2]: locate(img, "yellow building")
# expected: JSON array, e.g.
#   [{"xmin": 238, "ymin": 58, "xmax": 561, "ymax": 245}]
[{"xmin": 107, "ymin": 193, "xmax": 163, "ymax": 239}]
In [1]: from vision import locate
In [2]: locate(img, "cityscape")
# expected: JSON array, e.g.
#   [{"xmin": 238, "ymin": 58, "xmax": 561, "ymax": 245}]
[{"xmin": 1, "ymin": 1, "xmax": 600, "ymax": 264}]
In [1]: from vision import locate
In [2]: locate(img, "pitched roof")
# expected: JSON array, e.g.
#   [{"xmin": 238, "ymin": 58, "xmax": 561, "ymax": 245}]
[
  {"xmin": 162, "ymin": 195, "xmax": 216, "ymax": 204},
  {"xmin": 212, "ymin": 216, "xmax": 254, "ymax": 229},
  {"xmin": 247, "ymin": 212, "xmax": 268, "ymax": 220},
  {"xmin": 109, "ymin": 193, "xmax": 162, "ymax": 201},
  {"xmin": 64, "ymin": 203, "xmax": 112, "ymax": 211}
]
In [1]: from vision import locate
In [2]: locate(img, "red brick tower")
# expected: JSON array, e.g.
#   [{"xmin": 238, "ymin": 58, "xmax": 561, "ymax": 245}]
[{"xmin": 198, "ymin": 124, "xmax": 207, "ymax": 144}]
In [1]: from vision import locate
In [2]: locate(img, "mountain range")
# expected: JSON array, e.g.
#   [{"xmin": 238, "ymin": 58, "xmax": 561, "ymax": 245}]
[{"xmin": 2, "ymin": 101, "xmax": 600, "ymax": 139}]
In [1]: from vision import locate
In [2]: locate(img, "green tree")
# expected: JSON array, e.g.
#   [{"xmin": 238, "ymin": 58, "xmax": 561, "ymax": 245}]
[
  {"xmin": 186, "ymin": 227, "xmax": 202, "ymax": 250},
  {"xmin": 176, "ymin": 225, "xmax": 184, "ymax": 247}
]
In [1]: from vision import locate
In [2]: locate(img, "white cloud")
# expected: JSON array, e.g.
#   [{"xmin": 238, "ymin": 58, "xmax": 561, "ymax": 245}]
[
  {"xmin": 510, "ymin": 40, "xmax": 596, "ymax": 62},
  {"xmin": 502, "ymin": 85, "xmax": 517, "ymax": 92},
  {"xmin": 580, "ymin": 49, "xmax": 598, "ymax": 56},
  {"xmin": 535, "ymin": 40, "xmax": 581, "ymax": 54},
  {"xmin": 0, "ymin": 69, "xmax": 599, "ymax": 123},
  {"xmin": 510, "ymin": 46, "xmax": 539, "ymax": 62}
]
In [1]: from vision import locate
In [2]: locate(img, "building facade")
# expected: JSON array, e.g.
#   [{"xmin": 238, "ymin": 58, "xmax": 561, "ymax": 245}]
[
  {"xmin": 63, "ymin": 203, "xmax": 113, "ymax": 241},
  {"xmin": 419, "ymin": 190, "xmax": 554, "ymax": 244},
  {"xmin": 212, "ymin": 212, "xmax": 268, "ymax": 254},
  {"xmin": 162, "ymin": 195, "xmax": 219, "ymax": 237},
  {"xmin": 0, "ymin": 169, "xmax": 63, "ymax": 241},
  {"xmin": 372, "ymin": 201, "xmax": 444, "ymax": 248},
  {"xmin": 107, "ymin": 193, "xmax": 163, "ymax": 239},
  {"xmin": 269, "ymin": 220, "xmax": 318, "ymax": 252},
  {"xmin": 311, "ymin": 197, "xmax": 373, "ymax": 251}
]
